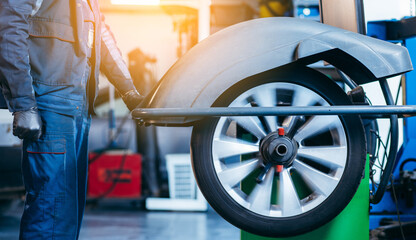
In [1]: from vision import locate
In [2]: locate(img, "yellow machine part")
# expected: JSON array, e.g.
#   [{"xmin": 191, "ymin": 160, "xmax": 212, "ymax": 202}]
[{"xmin": 259, "ymin": 0, "xmax": 291, "ymax": 18}]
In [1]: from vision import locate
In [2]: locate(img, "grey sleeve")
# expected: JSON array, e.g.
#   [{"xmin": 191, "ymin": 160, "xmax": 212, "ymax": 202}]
[{"xmin": 0, "ymin": 0, "xmax": 42, "ymax": 112}]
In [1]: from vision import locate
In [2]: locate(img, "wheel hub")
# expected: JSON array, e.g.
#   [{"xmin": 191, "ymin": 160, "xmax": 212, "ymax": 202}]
[{"xmin": 260, "ymin": 128, "xmax": 298, "ymax": 167}]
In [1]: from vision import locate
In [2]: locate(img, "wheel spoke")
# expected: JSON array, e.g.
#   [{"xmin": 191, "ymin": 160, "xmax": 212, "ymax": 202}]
[
  {"xmin": 292, "ymin": 159, "xmax": 339, "ymax": 196},
  {"xmin": 262, "ymin": 116, "xmax": 278, "ymax": 133},
  {"xmin": 218, "ymin": 159, "xmax": 260, "ymax": 188},
  {"xmin": 279, "ymin": 168, "xmax": 302, "ymax": 216},
  {"xmin": 229, "ymin": 97, "xmax": 251, "ymax": 108},
  {"xmin": 230, "ymin": 117, "xmax": 267, "ymax": 139},
  {"xmin": 282, "ymin": 115, "xmax": 295, "ymax": 128},
  {"xmin": 247, "ymin": 166, "xmax": 275, "ymax": 214},
  {"xmin": 291, "ymin": 86, "xmax": 320, "ymax": 106},
  {"xmin": 213, "ymin": 137, "xmax": 258, "ymax": 159},
  {"xmin": 252, "ymin": 88, "xmax": 278, "ymax": 132},
  {"xmin": 263, "ymin": 117, "xmax": 278, "ymax": 133},
  {"xmin": 282, "ymin": 115, "xmax": 305, "ymax": 139},
  {"xmin": 297, "ymin": 146, "xmax": 347, "ymax": 168},
  {"xmin": 252, "ymin": 86, "xmax": 276, "ymax": 107},
  {"xmin": 294, "ymin": 116, "xmax": 339, "ymax": 142}
]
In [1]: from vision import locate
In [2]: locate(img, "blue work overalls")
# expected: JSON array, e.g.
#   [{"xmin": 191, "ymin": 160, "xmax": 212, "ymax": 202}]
[
  {"xmin": 0, "ymin": 0, "xmax": 136, "ymax": 239},
  {"xmin": 20, "ymin": 1, "xmax": 94, "ymax": 239}
]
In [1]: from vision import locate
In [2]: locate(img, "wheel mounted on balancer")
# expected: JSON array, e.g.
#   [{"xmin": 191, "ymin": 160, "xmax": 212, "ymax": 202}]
[{"xmin": 190, "ymin": 66, "xmax": 366, "ymax": 237}]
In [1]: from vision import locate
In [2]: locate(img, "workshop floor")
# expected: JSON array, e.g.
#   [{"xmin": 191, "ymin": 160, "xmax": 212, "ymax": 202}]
[{"xmin": 0, "ymin": 200, "xmax": 240, "ymax": 240}]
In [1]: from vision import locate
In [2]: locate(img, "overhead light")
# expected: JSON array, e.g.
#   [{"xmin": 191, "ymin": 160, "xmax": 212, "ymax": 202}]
[{"xmin": 110, "ymin": 0, "xmax": 160, "ymax": 5}]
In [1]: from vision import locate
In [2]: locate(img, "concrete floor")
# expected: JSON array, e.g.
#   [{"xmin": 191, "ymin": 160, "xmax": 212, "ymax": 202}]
[{"xmin": 0, "ymin": 200, "xmax": 240, "ymax": 240}]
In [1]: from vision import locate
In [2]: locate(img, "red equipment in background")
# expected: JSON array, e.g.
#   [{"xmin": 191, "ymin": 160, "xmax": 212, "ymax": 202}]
[{"xmin": 88, "ymin": 151, "xmax": 142, "ymax": 199}]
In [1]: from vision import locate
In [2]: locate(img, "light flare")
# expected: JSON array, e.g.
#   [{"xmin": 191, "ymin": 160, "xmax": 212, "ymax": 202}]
[{"xmin": 110, "ymin": 0, "xmax": 160, "ymax": 6}]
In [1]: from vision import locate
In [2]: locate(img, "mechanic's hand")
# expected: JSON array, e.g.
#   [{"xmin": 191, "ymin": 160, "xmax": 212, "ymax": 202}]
[
  {"xmin": 122, "ymin": 90, "xmax": 144, "ymax": 112},
  {"xmin": 12, "ymin": 107, "xmax": 43, "ymax": 140}
]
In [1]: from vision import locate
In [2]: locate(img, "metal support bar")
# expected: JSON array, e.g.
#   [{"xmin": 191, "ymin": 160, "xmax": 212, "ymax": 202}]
[{"xmin": 132, "ymin": 105, "xmax": 416, "ymax": 118}]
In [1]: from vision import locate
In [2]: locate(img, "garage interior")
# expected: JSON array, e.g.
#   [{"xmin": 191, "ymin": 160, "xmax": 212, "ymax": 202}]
[{"xmin": 1, "ymin": 0, "xmax": 416, "ymax": 239}]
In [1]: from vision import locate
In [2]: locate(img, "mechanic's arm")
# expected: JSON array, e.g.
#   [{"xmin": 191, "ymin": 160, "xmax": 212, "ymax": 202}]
[
  {"xmin": 99, "ymin": 16, "xmax": 143, "ymax": 111},
  {"xmin": 0, "ymin": 0, "xmax": 42, "ymax": 140}
]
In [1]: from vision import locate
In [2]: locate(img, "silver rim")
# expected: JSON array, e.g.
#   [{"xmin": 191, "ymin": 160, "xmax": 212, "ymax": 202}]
[{"xmin": 212, "ymin": 82, "xmax": 347, "ymax": 217}]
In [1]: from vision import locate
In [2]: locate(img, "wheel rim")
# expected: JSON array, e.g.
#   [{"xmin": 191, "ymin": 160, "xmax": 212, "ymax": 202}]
[{"xmin": 212, "ymin": 82, "xmax": 348, "ymax": 217}]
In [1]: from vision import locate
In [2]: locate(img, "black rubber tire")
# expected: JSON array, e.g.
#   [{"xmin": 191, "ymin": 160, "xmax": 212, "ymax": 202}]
[{"xmin": 190, "ymin": 65, "xmax": 366, "ymax": 237}]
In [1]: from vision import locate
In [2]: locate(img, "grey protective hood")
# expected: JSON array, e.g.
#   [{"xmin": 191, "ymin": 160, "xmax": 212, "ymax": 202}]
[{"xmin": 143, "ymin": 17, "xmax": 412, "ymax": 111}]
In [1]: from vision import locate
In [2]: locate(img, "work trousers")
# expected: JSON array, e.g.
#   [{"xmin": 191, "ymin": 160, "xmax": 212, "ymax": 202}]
[{"xmin": 19, "ymin": 107, "xmax": 91, "ymax": 239}]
